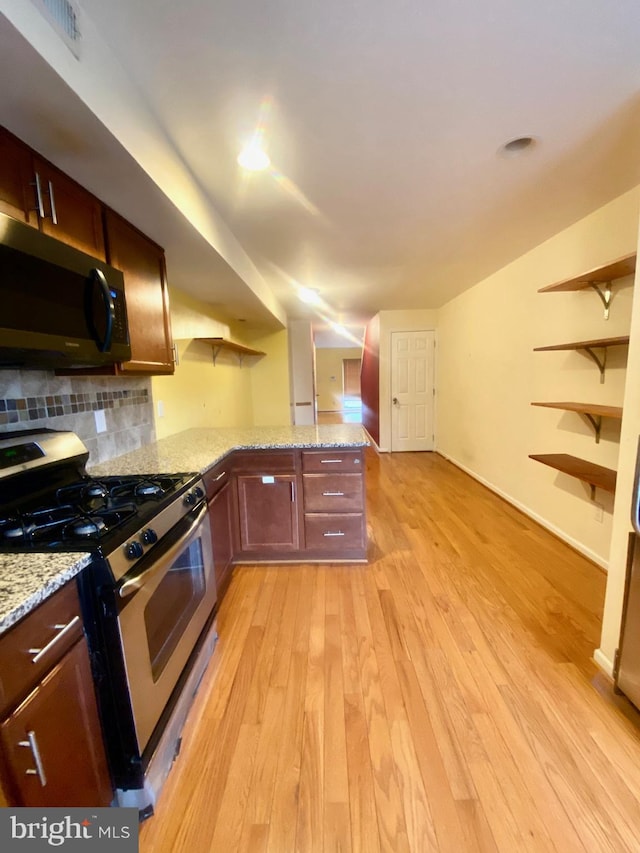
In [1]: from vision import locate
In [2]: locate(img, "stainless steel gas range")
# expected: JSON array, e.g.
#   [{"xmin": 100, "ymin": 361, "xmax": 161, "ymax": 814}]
[{"xmin": 0, "ymin": 429, "xmax": 218, "ymax": 816}]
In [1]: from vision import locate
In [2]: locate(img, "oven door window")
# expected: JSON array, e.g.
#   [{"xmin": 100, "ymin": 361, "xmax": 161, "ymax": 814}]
[{"xmin": 143, "ymin": 538, "xmax": 206, "ymax": 681}]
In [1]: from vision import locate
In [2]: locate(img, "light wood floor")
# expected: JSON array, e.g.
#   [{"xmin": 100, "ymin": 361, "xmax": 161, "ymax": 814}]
[{"xmin": 140, "ymin": 450, "xmax": 640, "ymax": 852}]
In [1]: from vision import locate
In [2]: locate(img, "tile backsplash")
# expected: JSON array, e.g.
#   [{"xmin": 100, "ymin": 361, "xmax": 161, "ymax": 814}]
[{"xmin": 0, "ymin": 370, "xmax": 155, "ymax": 467}]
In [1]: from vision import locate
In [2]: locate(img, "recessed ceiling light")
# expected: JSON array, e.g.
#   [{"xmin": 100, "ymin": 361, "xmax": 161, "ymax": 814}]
[
  {"xmin": 499, "ymin": 136, "xmax": 537, "ymax": 157},
  {"xmin": 237, "ymin": 145, "xmax": 270, "ymax": 171}
]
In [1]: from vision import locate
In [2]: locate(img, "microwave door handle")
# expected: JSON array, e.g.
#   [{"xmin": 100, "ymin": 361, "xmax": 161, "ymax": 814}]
[
  {"xmin": 118, "ymin": 502, "xmax": 209, "ymax": 599},
  {"xmin": 90, "ymin": 268, "xmax": 115, "ymax": 352}
]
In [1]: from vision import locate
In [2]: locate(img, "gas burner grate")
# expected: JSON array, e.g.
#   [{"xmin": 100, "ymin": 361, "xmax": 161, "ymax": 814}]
[{"xmin": 0, "ymin": 502, "xmax": 137, "ymax": 545}]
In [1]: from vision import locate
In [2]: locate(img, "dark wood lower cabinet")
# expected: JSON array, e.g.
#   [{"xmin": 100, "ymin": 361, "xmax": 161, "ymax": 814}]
[
  {"xmin": 0, "ymin": 637, "xmax": 112, "ymax": 807},
  {"xmin": 237, "ymin": 474, "xmax": 300, "ymax": 554},
  {"xmin": 209, "ymin": 480, "xmax": 234, "ymax": 599},
  {"xmin": 215, "ymin": 447, "xmax": 367, "ymax": 564}
]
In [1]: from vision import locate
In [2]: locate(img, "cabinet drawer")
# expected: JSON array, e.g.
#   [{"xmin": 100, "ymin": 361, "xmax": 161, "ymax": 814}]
[
  {"xmin": 304, "ymin": 513, "xmax": 366, "ymax": 551},
  {"xmin": 0, "ymin": 583, "xmax": 83, "ymax": 717},
  {"xmin": 303, "ymin": 474, "xmax": 364, "ymax": 512},
  {"xmin": 301, "ymin": 449, "xmax": 364, "ymax": 474},
  {"xmin": 232, "ymin": 451, "xmax": 297, "ymax": 473},
  {"xmin": 203, "ymin": 461, "xmax": 231, "ymax": 500}
]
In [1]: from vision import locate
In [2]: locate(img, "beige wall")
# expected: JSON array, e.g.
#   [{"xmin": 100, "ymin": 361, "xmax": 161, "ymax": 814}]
[
  {"xmin": 436, "ymin": 187, "xmax": 639, "ymax": 572},
  {"xmin": 377, "ymin": 309, "xmax": 439, "ymax": 451},
  {"xmin": 316, "ymin": 347, "xmax": 363, "ymax": 411},
  {"xmin": 242, "ymin": 326, "xmax": 291, "ymax": 426},
  {"xmin": 152, "ymin": 289, "xmax": 290, "ymax": 438}
]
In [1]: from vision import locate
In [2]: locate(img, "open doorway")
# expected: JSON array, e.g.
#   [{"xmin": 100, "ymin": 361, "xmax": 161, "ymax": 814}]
[{"xmin": 315, "ymin": 346, "xmax": 363, "ymax": 424}]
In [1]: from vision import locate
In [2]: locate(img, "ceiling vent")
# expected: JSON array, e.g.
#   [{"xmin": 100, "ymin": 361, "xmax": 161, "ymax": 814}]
[{"xmin": 30, "ymin": 0, "xmax": 82, "ymax": 59}]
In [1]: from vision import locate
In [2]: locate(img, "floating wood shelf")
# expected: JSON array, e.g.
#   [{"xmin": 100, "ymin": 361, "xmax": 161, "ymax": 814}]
[
  {"xmin": 533, "ymin": 335, "xmax": 629, "ymax": 352},
  {"xmin": 529, "ymin": 453, "xmax": 617, "ymax": 497},
  {"xmin": 538, "ymin": 253, "xmax": 636, "ymax": 319},
  {"xmin": 195, "ymin": 337, "xmax": 266, "ymax": 367},
  {"xmin": 533, "ymin": 336, "xmax": 629, "ymax": 383},
  {"xmin": 531, "ymin": 402, "xmax": 623, "ymax": 443}
]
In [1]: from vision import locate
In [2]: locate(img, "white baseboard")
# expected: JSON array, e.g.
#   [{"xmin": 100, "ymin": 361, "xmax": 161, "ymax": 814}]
[
  {"xmin": 361, "ymin": 428, "xmax": 387, "ymax": 454},
  {"xmin": 593, "ymin": 648, "xmax": 614, "ymax": 677},
  {"xmin": 437, "ymin": 450, "xmax": 608, "ymax": 571}
]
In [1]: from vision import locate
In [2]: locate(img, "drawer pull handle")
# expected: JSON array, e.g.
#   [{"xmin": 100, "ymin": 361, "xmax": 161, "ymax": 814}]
[
  {"xmin": 19, "ymin": 731, "xmax": 47, "ymax": 787},
  {"xmin": 214, "ymin": 471, "xmax": 226, "ymax": 481},
  {"xmin": 323, "ymin": 531, "xmax": 345, "ymax": 537},
  {"xmin": 320, "ymin": 459, "xmax": 343, "ymax": 464},
  {"xmin": 29, "ymin": 616, "xmax": 81, "ymax": 664},
  {"xmin": 322, "ymin": 492, "xmax": 345, "ymax": 496}
]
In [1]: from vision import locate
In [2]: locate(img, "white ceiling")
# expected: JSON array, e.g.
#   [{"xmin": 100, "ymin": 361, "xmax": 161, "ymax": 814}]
[{"xmin": 3, "ymin": 1, "xmax": 640, "ymax": 341}]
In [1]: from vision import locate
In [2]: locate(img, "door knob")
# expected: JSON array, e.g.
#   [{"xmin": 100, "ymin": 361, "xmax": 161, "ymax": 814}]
[{"xmin": 392, "ymin": 397, "xmax": 399, "ymax": 405}]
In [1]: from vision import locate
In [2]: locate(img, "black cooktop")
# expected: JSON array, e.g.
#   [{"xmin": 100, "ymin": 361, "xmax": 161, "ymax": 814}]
[
  {"xmin": 0, "ymin": 428, "xmax": 203, "ymax": 560},
  {"xmin": 0, "ymin": 473, "xmax": 190, "ymax": 549}
]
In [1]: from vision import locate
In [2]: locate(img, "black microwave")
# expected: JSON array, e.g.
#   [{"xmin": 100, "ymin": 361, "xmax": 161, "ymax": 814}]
[{"xmin": 0, "ymin": 212, "xmax": 131, "ymax": 369}]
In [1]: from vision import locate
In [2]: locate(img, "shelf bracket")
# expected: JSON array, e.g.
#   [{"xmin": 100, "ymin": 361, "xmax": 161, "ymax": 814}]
[
  {"xmin": 589, "ymin": 483, "xmax": 596, "ymax": 501},
  {"xmin": 587, "ymin": 281, "xmax": 612, "ymax": 320},
  {"xmin": 581, "ymin": 345, "xmax": 607, "ymax": 384},
  {"xmin": 583, "ymin": 413, "xmax": 603, "ymax": 443},
  {"xmin": 211, "ymin": 346, "xmax": 222, "ymax": 366}
]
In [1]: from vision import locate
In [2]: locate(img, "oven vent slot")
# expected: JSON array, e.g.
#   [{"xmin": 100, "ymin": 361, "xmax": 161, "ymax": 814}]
[{"xmin": 30, "ymin": 0, "xmax": 82, "ymax": 59}]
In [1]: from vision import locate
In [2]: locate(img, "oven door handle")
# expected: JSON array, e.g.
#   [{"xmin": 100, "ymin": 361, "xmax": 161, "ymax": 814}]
[{"xmin": 118, "ymin": 502, "xmax": 209, "ymax": 599}]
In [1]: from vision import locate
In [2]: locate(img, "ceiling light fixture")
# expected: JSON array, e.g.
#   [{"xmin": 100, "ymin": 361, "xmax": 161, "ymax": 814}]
[
  {"xmin": 297, "ymin": 286, "xmax": 322, "ymax": 306},
  {"xmin": 237, "ymin": 144, "xmax": 270, "ymax": 171},
  {"xmin": 330, "ymin": 322, "xmax": 349, "ymax": 337}
]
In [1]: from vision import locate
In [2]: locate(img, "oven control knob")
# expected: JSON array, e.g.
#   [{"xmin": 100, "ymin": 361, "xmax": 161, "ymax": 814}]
[
  {"xmin": 184, "ymin": 491, "xmax": 197, "ymax": 506},
  {"xmin": 125, "ymin": 540, "xmax": 144, "ymax": 560},
  {"xmin": 141, "ymin": 528, "xmax": 158, "ymax": 545},
  {"xmin": 193, "ymin": 486, "xmax": 204, "ymax": 500}
]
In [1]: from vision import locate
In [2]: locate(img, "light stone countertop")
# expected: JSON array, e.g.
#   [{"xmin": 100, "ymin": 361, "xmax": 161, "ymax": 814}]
[
  {"xmin": 88, "ymin": 424, "xmax": 368, "ymax": 477},
  {"xmin": 0, "ymin": 552, "xmax": 92, "ymax": 636},
  {"xmin": 0, "ymin": 424, "xmax": 367, "ymax": 636}
]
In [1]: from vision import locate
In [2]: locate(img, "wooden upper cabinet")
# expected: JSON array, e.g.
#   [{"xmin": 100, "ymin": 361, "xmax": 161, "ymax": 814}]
[
  {"xmin": 32, "ymin": 157, "xmax": 106, "ymax": 260},
  {"xmin": 104, "ymin": 210, "xmax": 174, "ymax": 374},
  {"xmin": 0, "ymin": 127, "xmax": 105, "ymax": 260},
  {"xmin": 0, "ymin": 124, "xmax": 174, "ymax": 375},
  {"xmin": 0, "ymin": 128, "xmax": 38, "ymax": 227}
]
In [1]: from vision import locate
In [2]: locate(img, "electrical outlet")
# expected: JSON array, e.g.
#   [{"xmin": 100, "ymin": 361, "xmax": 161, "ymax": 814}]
[
  {"xmin": 157, "ymin": 400, "xmax": 164, "ymax": 418},
  {"xmin": 594, "ymin": 502, "xmax": 604, "ymax": 523}
]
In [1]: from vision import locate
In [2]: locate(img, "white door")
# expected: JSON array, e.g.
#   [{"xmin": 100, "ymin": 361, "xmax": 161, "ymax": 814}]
[{"xmin": 390, "ymin": 330, "xmax": 435, "ymax": 451}]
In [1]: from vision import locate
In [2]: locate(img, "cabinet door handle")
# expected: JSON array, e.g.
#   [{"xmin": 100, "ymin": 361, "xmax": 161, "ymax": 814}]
[
  {"xmin": 214, "ymin": 471, "xmax": 226, "ymax": 481},
  {"xmin": 291, "ymin": 481, "xmax": 296, "ymax": 503},
  {"xmin": 28, "ymin": 615, "xmax": 80, "ymax": 664},
  {"xmin": 32, "ymin": 172, "xmax": 45, "ymax": 218},
  {"xmin": 320, "ymin": 459, "xmax": 343, "ymax": 464},
  {"xmin": 322, "ymin": 491, "xmax": 345, "ymax": 496},
  {"xmin": 19, "ymin": 731, "xmax": 47, "ymax": 787},
  {"xmin": 323, "ymin": 531, "xmax": 345, "ymax": 537},
  {"xmin": 47, "ymin": 180, "xmax": 58, "ymax": 225}
]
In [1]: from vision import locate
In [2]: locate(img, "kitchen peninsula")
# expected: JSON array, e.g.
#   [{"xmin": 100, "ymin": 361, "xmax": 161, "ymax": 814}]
[
  {"xmin": 0, "ymin": 423, "xmax": 368, "ymax": 632},
  {"xmin": 90, "ymin": 423, "xmax": 370, "ymax": 588}
]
